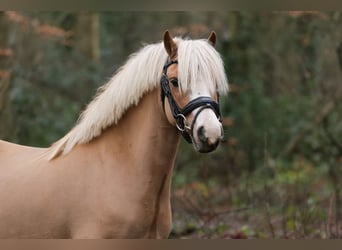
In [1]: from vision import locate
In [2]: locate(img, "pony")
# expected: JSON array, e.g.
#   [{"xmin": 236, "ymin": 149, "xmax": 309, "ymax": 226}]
[{"xmin": 0, "ymin": 30, "xmax": 228, "ymax": 238}]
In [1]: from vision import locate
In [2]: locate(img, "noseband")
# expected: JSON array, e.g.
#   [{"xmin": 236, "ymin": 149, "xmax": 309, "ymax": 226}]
[{"xmin": 160, "ymin": 60, "xmax": 222, "ymax": 143}]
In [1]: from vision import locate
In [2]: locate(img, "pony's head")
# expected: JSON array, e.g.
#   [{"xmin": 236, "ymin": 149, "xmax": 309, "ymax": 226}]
[
  {"xmin": 47, "ymin": 30, "xmax": 228, "ymax": 160},
  {"xmin": 161, "ymin": 31, "xmax": 228, "ymax": 153}
]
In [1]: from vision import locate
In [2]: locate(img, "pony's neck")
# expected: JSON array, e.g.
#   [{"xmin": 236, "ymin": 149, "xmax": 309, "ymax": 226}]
[{"xmin": 88, "ymin": 88, "xmax": 180, "ymax": 174}]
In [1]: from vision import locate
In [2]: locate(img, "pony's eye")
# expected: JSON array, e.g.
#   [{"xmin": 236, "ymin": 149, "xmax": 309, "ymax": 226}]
[{"xmin": 170, "ymin": 78, "xmax": 179, "ymax": 88}]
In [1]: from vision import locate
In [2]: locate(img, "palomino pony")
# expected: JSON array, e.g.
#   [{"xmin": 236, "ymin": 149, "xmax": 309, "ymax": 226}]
[{"xmin": 0, "ymin": 31, "xmax": 228, "ymax": 238}]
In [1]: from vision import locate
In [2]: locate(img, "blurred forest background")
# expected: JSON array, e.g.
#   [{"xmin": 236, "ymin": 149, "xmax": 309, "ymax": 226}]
[{"xmin": 0, "ymin": 11, "xmax": 341, "ymax": 239}]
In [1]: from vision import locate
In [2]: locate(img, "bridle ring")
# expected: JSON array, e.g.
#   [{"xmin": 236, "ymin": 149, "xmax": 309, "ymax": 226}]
[{"xmin": 176, "ymin": 114, "xmax": 188, "ymax": 132}]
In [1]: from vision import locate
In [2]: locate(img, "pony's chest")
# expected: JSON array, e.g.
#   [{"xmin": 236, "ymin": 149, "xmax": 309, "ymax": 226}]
[
  {"xmin": 79, "ymin": 170, "xmax": 173, "ymax": 238},
  {"xmin": 102, "ymin": 198, "xmax": 171, "ymax": 238}
]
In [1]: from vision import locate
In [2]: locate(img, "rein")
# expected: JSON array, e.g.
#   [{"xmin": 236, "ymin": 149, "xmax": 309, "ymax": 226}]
[{"xmin": 160, "ymin": 60, "xmax": 222, "ymax": 143}]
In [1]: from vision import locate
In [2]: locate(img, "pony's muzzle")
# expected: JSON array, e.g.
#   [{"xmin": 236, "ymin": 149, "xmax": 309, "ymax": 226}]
[{"xmin": 194, "ymin": 122, "xmax": 224, "ymax": 153}]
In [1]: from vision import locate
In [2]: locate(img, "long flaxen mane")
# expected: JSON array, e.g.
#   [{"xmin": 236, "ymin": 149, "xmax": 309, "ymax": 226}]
[{"xmin": 48, "ymin": 36, "xmax": 228, "ymax": 160}]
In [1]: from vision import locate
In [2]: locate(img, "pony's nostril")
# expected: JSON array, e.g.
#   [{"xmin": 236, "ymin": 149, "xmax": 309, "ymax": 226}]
[{"xmin": 197, "ymin": 126, "xmax": 207, "ymax": 142}]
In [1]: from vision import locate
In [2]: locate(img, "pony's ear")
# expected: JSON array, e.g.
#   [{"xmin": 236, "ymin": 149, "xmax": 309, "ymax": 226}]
[
  {"xmin": 163, "ymin": 30, "xmax": 177, "ymax": 59},
  {"xmin": 208, "ymin": 31, "xmax": 216, "ymax": 47}
]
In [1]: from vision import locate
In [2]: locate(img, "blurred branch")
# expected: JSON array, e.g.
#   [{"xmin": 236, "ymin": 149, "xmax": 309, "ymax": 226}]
[
  {"xmin": 0, "ymin": 74, "xmax": 11, "ymax": 110},
  {"xmin": 326, "ymin": 193, "xmax": 335, "ymax": 238},
  {"xmin": 337, "ymin": 42, "xmax": 342, "ymax": 71}
]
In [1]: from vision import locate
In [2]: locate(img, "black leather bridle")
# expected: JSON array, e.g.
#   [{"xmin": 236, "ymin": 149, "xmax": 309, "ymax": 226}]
[{"xmin": 160, "ymin": 59, "xmax": 222, "ymax": 143}]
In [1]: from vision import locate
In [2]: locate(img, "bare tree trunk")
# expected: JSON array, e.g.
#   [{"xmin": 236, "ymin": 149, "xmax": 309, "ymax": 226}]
[
  {"xmin": 91, "ymin": 13, "xmax": 100, "ymax": 62},
  {"xmin": 0, "ymin": 12, "xmax": 13, "ymax": 140},
  {"xmin": 75, "ymin": 12, "xmax": 100, "ymax": 62}
]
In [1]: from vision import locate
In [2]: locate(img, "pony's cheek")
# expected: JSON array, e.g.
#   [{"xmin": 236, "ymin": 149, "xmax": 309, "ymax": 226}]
[{"xmin": 163, "ymin": 99, "xmax": 177, "ymax": 127}]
